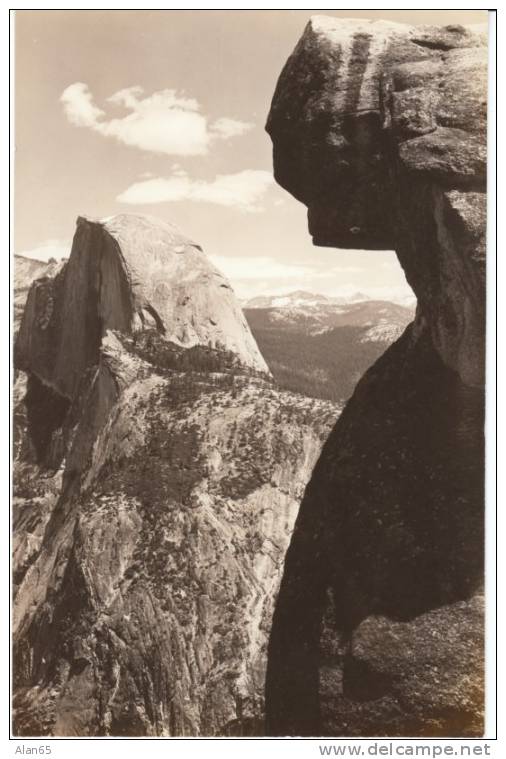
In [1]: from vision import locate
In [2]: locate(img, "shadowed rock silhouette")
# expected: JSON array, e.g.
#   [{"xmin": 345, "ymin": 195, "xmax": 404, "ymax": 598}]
[{"xmin": 265, "ymin": 16, "xmax": 486, "ymax": 737}]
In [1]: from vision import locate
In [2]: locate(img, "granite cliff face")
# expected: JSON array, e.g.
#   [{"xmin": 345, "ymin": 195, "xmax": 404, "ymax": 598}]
[
  {"xmin": 12, "ymin": 214, "xmax": 338, "ymax": 736},
  {"xmin": 16, "ymin": 214, "xmax": 268, "ymax": 402},
  {"xmin": 14, "ymin": 256, "xmax": 63, "ymax": 333},
  {"xmin": 265, "ymin": 18, "xmax": 486, "ymax": 736}
]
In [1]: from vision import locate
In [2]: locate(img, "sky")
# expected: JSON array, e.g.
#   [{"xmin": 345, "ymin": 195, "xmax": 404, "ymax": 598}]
[{"xmin": 14, "ymin": 9, "xmax": 487, "ymax": 302}]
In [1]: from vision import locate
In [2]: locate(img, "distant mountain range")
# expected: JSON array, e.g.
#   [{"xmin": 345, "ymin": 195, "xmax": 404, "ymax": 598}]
[
  {"xmin": 242, "ymin": 290, "xmax": 367, "ymax": 309},
  {"xmin": 244, "ymin": 291, "xmax": 415, "ymax": 402},
  {"xmin": 242, "ymin": 289, "xmax": 415, "ymax": 310}
]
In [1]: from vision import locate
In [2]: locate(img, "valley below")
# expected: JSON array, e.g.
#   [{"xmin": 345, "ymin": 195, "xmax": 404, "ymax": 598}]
[{"xmin": 244, "ymin": 293, "xmax": 414, "ymax": 402}]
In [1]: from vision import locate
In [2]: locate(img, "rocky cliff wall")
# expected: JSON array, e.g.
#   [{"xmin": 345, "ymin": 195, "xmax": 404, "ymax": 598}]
[
  {"xmin": 14, "ymin": 256, "xmax": 63, "ymax": 333},
  {"xmin": 16, "ymin": 215, "xmax": 268, "ymax": 403},
  {"xmin": 265, "ymin": 17, "xmax": 486, "ymax": 737},
  {"xmin": 12, "ymin": 214, "xmax": 338, "ymax": 736}
]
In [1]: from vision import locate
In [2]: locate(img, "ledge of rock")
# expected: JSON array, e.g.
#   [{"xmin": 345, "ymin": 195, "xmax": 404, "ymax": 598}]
[
  {"xmin": 267, "ymin": 16, "xmax": 486, "ymax": 388},
  {"xmin": 265, "ymin": 17, "xmax": 486, "ymax": 737}
]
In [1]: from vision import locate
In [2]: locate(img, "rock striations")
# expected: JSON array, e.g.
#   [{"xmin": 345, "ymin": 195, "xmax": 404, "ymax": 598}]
[
  {"xmin": 265, "ymin": 18, "xmax": 486, "ymax": 736},
  {"xmin": 16, "ymin": 214, "xmax": 268, "ymax": 402},
  {"xmin": 13, "ymin": 214, "xmax": 338, "ymax": 736},
  {"xmin": 14, "ymin": 256, "xmax": 63, "ymax": 333}
]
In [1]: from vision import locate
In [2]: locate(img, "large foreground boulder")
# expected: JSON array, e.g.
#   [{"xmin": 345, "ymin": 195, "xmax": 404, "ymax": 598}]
[{"xmin": 265, "ymin": 17, "xmax": 486, "ymax": 737}]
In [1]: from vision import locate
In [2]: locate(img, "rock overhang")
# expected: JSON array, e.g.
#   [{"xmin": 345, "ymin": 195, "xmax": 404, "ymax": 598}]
[
  {"xmin": 264, "ymin": 15, "xmax": 487, "ymax": 738},
  {"xmin": 266, "ymin": 16, "xmax": 487, "ymax": 250},
  {"xmin": 265, "ymin": 15, "xmax": 487, "ymax": 387}
]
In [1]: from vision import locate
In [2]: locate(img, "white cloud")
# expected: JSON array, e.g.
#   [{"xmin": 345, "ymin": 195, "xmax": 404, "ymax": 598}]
[
  {"xmin": 357, "ymin": 286, "xmax": 416, "ymax": 305},
  {"xmin": 60, "ymin": 83, "xmax": 105, "ymax": 127},
  {"xmin": 209, "ymin": 255, "xmax": 312, "ymax": 282},
  {"xmin": 117, "ymin": 169, "xmax": 274, "ymax": 212},
  {"xmin": 327, "ymin": 264, "xmax": 364, "ymax": 275},
  {"xmin": 60, "ymin": 82, "xmax": 253, "ymax": 156},
  {"xmin": 210, "ymin": 117, "xmax": 253, "ymax": 139},
  {"xmin": 204, "ymin": 253, "xmax": 415, "ymax": 303},
  {"xmin": 16, "ymin": 239, "xmax": 70, "ymax": 262}
]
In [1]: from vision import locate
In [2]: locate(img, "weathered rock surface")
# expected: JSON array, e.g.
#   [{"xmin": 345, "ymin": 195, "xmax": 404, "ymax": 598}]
[
  {"xmin": 12, "ymin": 215, "xmax": 339, "ymax": 736},
  {"xmin": 14, "ymin": 256, "xmax": 63, "ymax": 333},
  {"xmin": 265, "ymin": 17, "xmax": 486, "ymax": 736},
  {"xmin": 16, "ymin": 214, "xmax": 268, "ymax": 403}
]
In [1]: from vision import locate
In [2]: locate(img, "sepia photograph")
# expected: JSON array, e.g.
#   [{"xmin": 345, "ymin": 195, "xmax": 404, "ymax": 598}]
[{"xmin": 9, "ymin": 6, "xmax": 495, "ymax": 747}]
